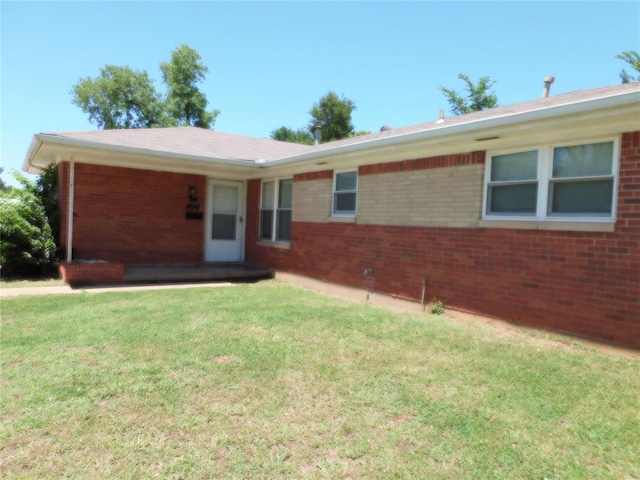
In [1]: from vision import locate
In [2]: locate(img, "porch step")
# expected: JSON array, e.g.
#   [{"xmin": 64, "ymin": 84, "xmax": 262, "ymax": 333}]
[{"xmin": 122, "ymin": 263, "xmax": 274, "ymax": 283}]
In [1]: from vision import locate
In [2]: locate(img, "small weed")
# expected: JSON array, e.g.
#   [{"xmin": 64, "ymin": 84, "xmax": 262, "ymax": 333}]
[{"xmin": 430, "ymin": 297, "xmax": 445, "ymax": 315}]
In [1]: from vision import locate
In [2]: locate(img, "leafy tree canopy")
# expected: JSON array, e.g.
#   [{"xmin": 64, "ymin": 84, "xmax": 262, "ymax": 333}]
[
  {"xmin": 615, "ymin": 50, "xmax": 640, "ymax": 83},
  {"xmin": 308, "ymin": 91, "xmax": 356, "ymax": 142},
  {"xmin": 72, "ymin": 65, "xmax": 169, "ymax": 129},
  {"xmin": 72, "ymin": 45, "xmax": 218, "ymax": 130},
  {"xmin": 160, "ymin": 45, "xmax": 220, "ymax": 128},
  {"xmin": 271, "ymin": 126, "xmax": 314, "ymax": 145},
  {"xmin": 439, "ymin": 73, "xmax": 498, "ymax": 116},
  {"xmin": 270, "ymin": 91, "xmax": 358, "ymax": 145}
]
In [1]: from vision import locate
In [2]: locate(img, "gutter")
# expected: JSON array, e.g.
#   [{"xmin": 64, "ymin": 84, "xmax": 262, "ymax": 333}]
[{"xmin": 22, "ymin": 137, "xmax": 45, "ymax": 173}]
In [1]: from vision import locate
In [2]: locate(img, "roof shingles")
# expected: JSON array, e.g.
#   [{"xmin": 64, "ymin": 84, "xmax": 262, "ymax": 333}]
[{"xmin": 43, "ymin": 83, "xmax": 639, "ymax": 162}]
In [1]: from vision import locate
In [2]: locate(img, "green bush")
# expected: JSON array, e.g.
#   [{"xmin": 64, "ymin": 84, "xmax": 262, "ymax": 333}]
[{"xmin": 1, "ymin": 172, "xmax": 57, "ymax": 276}]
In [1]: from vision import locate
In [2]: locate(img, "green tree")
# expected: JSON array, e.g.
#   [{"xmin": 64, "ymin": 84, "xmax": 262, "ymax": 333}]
[
  {"xmin": 72, "ymin": 65, "xmax": 169, "ymax": 129},
  {"xmin": 439, "ymin": 73, "xmax": 498, "ymax": 115},
  {"xmin": 308, "ymin": 91, "xmax": 356, "ymax": 142},
  {"xmin": 615, "ymin": 50, "xmax": 640, "ymax": 83},
  {"xmin": 72, "ymin": 45, "xmax": 219, "ymax": 130},
  {"xmin": 0, "ymin": 172, "xmax": 57, "ymax": 276},
  {"xmin": 270, "ymin": 126, "xmax": 315, "ymax": 145},
  {"xmin": 160, "ymin": 45, "xmax": 220, "ymax": 128},
  {"xmin": 0, "ymin": 167, "xmax": 8, "ymax": 192}
]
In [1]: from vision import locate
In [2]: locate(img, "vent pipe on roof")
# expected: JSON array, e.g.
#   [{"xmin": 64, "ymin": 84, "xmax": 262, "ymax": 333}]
[
  {"xmin": 436, "ymin": 109, "xmax": 445, "ymax": 124},
  {"xmin": 542, "ymin": 76, "xmax": 555, "ymax": 98},
  {"xmin": 313, "ymin": 124, "xmax": 322, "ymax": 145}
]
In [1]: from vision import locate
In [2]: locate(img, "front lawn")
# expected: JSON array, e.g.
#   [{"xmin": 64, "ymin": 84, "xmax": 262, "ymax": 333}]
[{"xmin": 1, "ymin": 282, "xmax": 638, "ymax": 479}]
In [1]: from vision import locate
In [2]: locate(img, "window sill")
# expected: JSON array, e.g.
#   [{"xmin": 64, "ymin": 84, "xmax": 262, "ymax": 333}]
[
  {"xmin": 256, "ymin": 240, "xmax": 291, "ymax": 250},
  {"xmin": 479, "ymin": 219, "xmax": 616, "ymax": 232},
  {"xmin": 328, "ymin": 216, "xmax": 357, "ymax": 223}
]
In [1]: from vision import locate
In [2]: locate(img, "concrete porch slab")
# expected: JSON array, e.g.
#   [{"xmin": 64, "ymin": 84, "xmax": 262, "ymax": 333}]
[{"xmin": 122, "ymin": 262, "xmax": 274, "ymax": 283}]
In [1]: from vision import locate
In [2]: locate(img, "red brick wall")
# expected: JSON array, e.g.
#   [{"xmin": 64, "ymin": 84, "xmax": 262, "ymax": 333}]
[
  {"xmin": 246, "ymin": 133, "xmax": 640, "ymax": 347},
  {"xmin": 60, "ymin": 261, "xmax": 124, "ymax": 285},
  {"xmin": 58, "ymin": 162, "xmax": 206, "ymax": 264}
]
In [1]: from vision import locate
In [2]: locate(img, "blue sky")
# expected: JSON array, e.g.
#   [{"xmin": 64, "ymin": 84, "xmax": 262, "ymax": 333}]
[{"xmin": 1, "ymin": 1, "xmax": 639, "ymax": 186}]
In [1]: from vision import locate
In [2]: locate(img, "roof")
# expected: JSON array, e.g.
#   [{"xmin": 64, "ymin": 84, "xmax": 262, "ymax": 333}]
[
  {"xmin": 39, "ymin": 127, "xmax": 313, "ymax": 161},
  {"xmin": 307, "ymin": 82, "xmax": 640, "ymax": 154},
  {"xmin": 24, "ymin": 82, "xmax": 640, "ymax": 175}
]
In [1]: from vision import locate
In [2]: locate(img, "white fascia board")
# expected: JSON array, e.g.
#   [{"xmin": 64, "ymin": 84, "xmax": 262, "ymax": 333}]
[
  {"xmin": 22, "ymin": 137, "xmax": 45, "ymax": 173},
  {"xmin": 263, "ymin": 89, "xmax": 640, "ymax": 168}
]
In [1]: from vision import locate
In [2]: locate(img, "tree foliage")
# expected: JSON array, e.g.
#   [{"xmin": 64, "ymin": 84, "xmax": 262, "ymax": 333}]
[
  {"xmin": 270, "ymin": 91, "xmax": 358, "ymax": 145},
  {"xmin": 270, "ymin": 126, "xmax": 314, "ymax": 145},
  {"xmin": 71, "ymin": 45, "xmax": 218, "ymax": 130},
  {"xmin": 0, "ymin": 167, "xmax": 8, "ymax": 192},
  {"xmin": 615, "ymin": 50, "xmax": 640, "ymax": 83},
  {"xmin": 1, "ymin": 172, "xmax": 57, "ymax": 276},
  {"xmin": 160, "ymin": 45, "xmax": 220, "ymax": 128},
  {"xmin": 72, "ymin": 65, "xmax": 169, "ymax": 129},
  {"xmin": 439, "ymin": 73, "xmax": 498, "ymax": 115},
  {"xmin": 308, "ymin": 91, "xmax": 356, "ymax": 142}
]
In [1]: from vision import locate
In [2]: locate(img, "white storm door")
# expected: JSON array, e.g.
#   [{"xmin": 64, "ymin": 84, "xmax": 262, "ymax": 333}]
[{"xmin": 206, "ymin": 180, "xmax": 244, "ymax": 262}]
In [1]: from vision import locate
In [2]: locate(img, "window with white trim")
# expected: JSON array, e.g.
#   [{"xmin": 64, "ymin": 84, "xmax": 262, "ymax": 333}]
[
  {"xmin": 484, "ymin": 139, "xmax": 618, "ymax": 221},
  {"xmin": 333, "ymin": 170, "xmax": 358, "ymax": 216},
  {"xmin": 260, "ymin": 178, "xmax": 293, "ymax": 242}
]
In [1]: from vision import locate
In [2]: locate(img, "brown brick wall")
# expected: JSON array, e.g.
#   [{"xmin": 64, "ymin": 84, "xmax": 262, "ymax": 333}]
[
  {"xmin": 58, "ymin": 162, "xmax": 207, "ymax": 264},
  {"xmin": 246, "ymin": 133, "xmax": 640, "ymax": 347}
]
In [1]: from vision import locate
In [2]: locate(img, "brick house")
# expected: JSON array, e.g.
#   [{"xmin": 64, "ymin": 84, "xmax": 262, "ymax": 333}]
[{"xmin": 24, "ymin": 83, "xmax": 640, "ymax": 347}]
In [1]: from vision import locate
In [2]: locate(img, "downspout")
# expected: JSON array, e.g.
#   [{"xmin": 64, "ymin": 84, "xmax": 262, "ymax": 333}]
[{"xmin": 66, "ymin": 158, "xmax": 75, "ymax": 262}]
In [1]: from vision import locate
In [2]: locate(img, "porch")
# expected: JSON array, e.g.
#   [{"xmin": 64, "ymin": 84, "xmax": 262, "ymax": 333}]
[
  {"xmin": 123, "ymin": 263, "xmax": 274, "ymax": 283},
  {"xmin": 60, "ymin": 261, "xmax": 273, "ymax": 285}
]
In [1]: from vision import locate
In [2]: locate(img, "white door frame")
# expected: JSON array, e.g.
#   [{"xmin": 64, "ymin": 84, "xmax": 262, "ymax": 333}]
[{"xmin": 204, "ymin": 179, "xmax": 246, "ymax": 262}]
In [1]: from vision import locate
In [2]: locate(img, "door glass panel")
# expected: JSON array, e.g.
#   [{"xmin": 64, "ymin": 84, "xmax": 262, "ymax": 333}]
[
  {"xmin": 213, "ymin": 185, "xmax": 238, "ymax": 214},
  {"xmin": 211, "ymin": 184, "xmax": 238, "ymax": 240},
  {"xmin": 212, "ymin": 214, "xmax": 236, "ymax": 240}
]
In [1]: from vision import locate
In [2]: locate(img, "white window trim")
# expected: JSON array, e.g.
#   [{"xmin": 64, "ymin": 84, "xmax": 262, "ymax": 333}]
[
  {"xmin": 332, "ymin": 169, "xmax": 358, "ymax": 217},
  {"xmin": 482, "ymin": 136, "xmax": 619, "ymax": 224},
  {"xmin": 259, "ymin": 177, "xmax": 293, "ymax": 244}
]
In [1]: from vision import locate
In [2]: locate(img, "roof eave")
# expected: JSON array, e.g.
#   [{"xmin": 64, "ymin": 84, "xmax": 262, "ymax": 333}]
[
  {"xmin": 25, "ymin": 133, "xmax": 261, "ymax": 173},
  {"xmin": 264, "ymin": 88, "xmax": 640, "ymax": 167}
]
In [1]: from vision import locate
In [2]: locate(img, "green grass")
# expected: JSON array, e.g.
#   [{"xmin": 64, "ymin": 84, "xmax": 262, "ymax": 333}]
[
  {"xmin": 0, "ymin": 277, "xmax": 65, "ymax": 288},
  {"xmin": 1, "ymin": 281, "xmax": 638, "ymax": 479}
]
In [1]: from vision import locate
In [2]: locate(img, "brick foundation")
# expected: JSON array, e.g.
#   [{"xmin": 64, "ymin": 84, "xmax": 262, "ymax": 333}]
[{"xmin": 60, "ymin": 261, "xmax": 125, "ymax": 285}]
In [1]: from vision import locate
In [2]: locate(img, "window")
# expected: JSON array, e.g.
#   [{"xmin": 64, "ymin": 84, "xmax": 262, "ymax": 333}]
[
  {"xmin": 333, "ymin": 170, "xmax": 358, "ymax": 216},
  {"xmin": 548, "ymin": 142, "xmax": 614, "ymax": 215},
  {"xmin": 484, "ymin": 139, "xmax": 618, "ymax": 221},
  {"xmin": 486, "ymin": 150, "xmax": 538, "ymax": 215},
  {"xmin": 260, "ymin": 178, "xmax": 293, "ymax": 242}
]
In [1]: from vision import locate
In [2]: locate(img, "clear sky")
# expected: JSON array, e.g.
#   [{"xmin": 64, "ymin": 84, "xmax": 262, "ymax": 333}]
[{"xmin": 1, "ymin": 1, "xmax": 639, "ymax": 186}]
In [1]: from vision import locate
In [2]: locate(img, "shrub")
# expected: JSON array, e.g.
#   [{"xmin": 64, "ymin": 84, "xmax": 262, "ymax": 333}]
[{"xmin": 0, "ymin": 172, "xmax": 57, "ymax": 276}]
